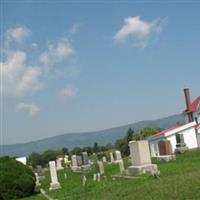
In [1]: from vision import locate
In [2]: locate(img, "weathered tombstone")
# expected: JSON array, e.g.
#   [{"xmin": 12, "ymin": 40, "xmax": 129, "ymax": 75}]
[
  {"xmin": 36, "ymin": 165, "xmax": 44, "ymax": 176},
  {"xmin": 110, "ymin": 152, "xmax": 114, "ymax": 163},
  {"xmin": 56, "ymin": 158, "xmax": 63, "ymax": 170},
  {"xmin": 49, "ymin": 161, "xmax": 61, "ymax": 190},
  {"xmin": 35, "ymin": 173, "xmax": 41, "ymax": 186},
  {"xmin": 82, "ymin": 152, "xmax": 89, "ymax": 165},
  {"xmin": 97, "ymin": 161, "xmax": 104, "ymax": 175},
  {"xmin": 128, "ymin": 140, "xmax": 159, "ymax": 176},
  {"xmin": 158, "ymin": 140, "xmax": 176, "ymax": 161},
  {"xmin": 97, "ymin": 173, "xmax": 101, "ymax": 182},
  {"xmin": 102, "ymin": 156, "xmax": 107, "ymax": 163},
  {"xmin": 93, "ymin": 173, "xmax": 97, "ymax": 181},
  {"xmin": 76, "ymin": 155, "xmax": 83, "ymax": 166},
  {"xmin": 64, "ymin": 155, "xmax": 69, "ymax": 164},
  {"xmin": 71, "ymin": 155, "xmax": 78, "ymax": 170},
  {"xmin": 118, "ymin": 159, "xmax": 125, "ymax": 174},
  {"xmin": 115, "ymin": 150, "xmax": 122, "ymax": 161},
  {"xmin": 36, "ymin": 165, "xmax": 45, "ymax": 180},
  {"xmin": 64, "ymin": 173, "xmax": 67, "ymax": 179},
  {"xmin": 158, "ymin": 140, "xmax": 172, "ymax": 155},
  {"xmin": 71, "ymin": 155, "xmax": 77, "ymax": 166},
  {"xmin": 82, "ymin": 175, "xmax": 87, "ymax": 187}
]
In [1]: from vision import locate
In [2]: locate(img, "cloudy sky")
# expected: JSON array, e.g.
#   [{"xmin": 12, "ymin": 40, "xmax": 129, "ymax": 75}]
[{"xmin": 1, "ymin": 1, "xmax": 200, "ymax": 144}]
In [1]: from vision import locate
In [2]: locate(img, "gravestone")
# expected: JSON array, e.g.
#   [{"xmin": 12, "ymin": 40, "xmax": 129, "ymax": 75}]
[
  {"xmin": 102, "ymin": 156, "xmax": 107, "ymax": 162},
  {"xmin": 110, "ymin": 152, "xmax": 114, "ymax": 163},
  {"xmin": 49, "ymin": 161, "xmax": 61, "ymax": 190},
  {"xmin": 128, "ymin": 140, "xmax": 159, "ymax": 176},
  {"xmin": 82, "ymin": 152, "xmax": 89, "ymax": 165},
  {"xmin": 158, "ymin": 140, "xmax": 176, "ymax": 161},
  {"xmin": 93, "ymin": 173, "xmax": 97, "ymax": 181},
  {"xmin": 118, "ymin": 159, "xmax": 125, "ymax": 174},
  {"xmin": 36, "ymin": 165, "xmax": 44, "ymax": 176},
  {"xmin": 71, "ymin": 155, "xmax": 77, "ymax": 166},
  {"xmin": 35, "ymin": 173, "xmax": 41, "ymax": 186},
  {"xmin": 97, "ymin": 173, "xmax": 101, "ymax": 182},
  {"xmin": 115, "ymin": 150, "xmax": 122, "ymax": 161},
  {"xmin": 158, "ymin": 140, "xmax": 172, "ymax": 155},
  {"xmin": 36, "ymin": 165, "xmax": 45, "ymax": 180},
  {"xmin": 97, "ymin": 160, "xmax": 104, "ymax": 175},
  {"xmin": 56, "ymin": 158, "xmax": 63, "ymax": 170},
  {"xmin": 76, "ymin": 155, "xmax": 83, "ymax": 166},
  {"xmin": 64, "ymin": 155, "xmax": 70, "ymax": 165},
  {"xmin": 82, "ymin": 175, "xmax": 87, "ymax": 187},
  {"xmin": 71, "ymin": 155, "xmax": 78, "ymax": 170}
]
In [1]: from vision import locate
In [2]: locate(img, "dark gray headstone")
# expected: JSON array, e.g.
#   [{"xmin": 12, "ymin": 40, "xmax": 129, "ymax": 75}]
[
  {"xmin": 82, "ymin": 152, "xmax": 89, "ymax": 165},
  {"xmin": 76, "ymin": 156, "xmax": 83, "ymax": 166}
]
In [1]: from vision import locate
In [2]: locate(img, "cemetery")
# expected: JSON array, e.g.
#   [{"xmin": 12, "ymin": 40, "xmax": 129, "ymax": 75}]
[
  {"xmin": 2, "ymin": 0, "xmax": 200, "ymax": 199},
  {"xmin": 1, "ymin": 88, "xmax": 199, "ymax": 200},
  {"xmin": 19, "ymin": 147, "xmax": 200, "ymax": 200}
]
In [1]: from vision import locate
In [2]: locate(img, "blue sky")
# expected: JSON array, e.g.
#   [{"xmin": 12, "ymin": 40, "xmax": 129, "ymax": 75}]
[{"xmin": 1, "ymin": 1, "xmax": 200, "ymax": 144}]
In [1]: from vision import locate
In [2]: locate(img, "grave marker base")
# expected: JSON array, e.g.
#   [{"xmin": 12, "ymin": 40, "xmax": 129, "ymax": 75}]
[
  {"xmin": 157, "ymin": 155, "xmax": 176, "ymax": 162},
  {"xmin": 49, "ymin": 182, "xmax": 61, "ymax": 190},
  {"xmin": 128, "ymin": 164, "xmax": 159, "ymax": 176}
]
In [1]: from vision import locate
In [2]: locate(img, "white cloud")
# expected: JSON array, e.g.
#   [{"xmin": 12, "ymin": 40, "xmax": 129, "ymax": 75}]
[
  {"xmin": 39, "ymin": 38, "xmax": 74, "ymax": 70},
  {"xmin": 1, "ymin": 51, "xmax": 42, "ymax": 97},
  {"xmin": 60, "ymin": 85, "xmax": 78, "ymax": 97},
  {"xmin": 114, "ymin": 16, "xmax": 167, "ymax": 48},
  {"xmin": 1, "ymin": 25, "xmax": 78, "ymax": 99},
  {"xmin": 31, "ymin": 43, "xmax": 38, "ymax": 48},
  {"xmin": 6, "ymin": 26, "xmax": 32, "ymax": 43},
  {"xmin": 16, "ymin": 103, "xmax": 40, "ymax": 116}
]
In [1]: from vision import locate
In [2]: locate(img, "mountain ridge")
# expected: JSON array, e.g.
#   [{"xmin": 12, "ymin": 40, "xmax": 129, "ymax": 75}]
[{"xmin": 0, "ymin": 114, "xmax": 184, "ymax": 157}]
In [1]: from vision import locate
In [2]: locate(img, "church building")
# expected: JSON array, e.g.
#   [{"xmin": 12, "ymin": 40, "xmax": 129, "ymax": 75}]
[{"xmin": 148, "ymin": 88, "xmax": 200, "ymax": 157}]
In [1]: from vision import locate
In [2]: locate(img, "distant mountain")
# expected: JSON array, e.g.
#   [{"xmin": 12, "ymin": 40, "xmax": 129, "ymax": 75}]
[{"xmin": 0, "ymin": 114, "xmax": 184, "ymax": 157}]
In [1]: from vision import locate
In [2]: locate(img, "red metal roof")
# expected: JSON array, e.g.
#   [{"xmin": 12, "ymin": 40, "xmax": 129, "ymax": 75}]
[
  {"xmin": 151, "ymin": 124, "xmax": 184, "ymax": 137},
  {"xmin": 184, "ymin": 96, "xmax": 200, "ymax": 113}
]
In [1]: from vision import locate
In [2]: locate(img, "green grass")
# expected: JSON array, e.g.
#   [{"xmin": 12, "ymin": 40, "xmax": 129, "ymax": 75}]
[{"xmin": 23, "ymin": 149, "xmax": 200, "ymax": 200}]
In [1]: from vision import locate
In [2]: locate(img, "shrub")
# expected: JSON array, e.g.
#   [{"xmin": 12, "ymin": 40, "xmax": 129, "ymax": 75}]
[{"xmin": 0, "ymin": 156, "xmax": 36, "ymax": 200}]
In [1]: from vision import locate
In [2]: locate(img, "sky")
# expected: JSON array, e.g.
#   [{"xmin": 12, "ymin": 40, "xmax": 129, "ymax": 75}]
[{"xmin": 1, "ymin": 1, "xmax": 200, "ymax": 145}]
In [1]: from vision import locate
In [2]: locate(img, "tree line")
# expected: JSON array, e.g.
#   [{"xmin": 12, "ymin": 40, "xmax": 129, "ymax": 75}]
[{"xmin": 28, "ymin": 126, "xmax": 161, "ymax": 168}]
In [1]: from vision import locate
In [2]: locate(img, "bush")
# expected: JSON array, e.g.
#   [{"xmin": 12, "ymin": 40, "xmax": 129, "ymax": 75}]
[{"xmin": 0, "ymin": 156, "xmax": 36, "ymax": 200}]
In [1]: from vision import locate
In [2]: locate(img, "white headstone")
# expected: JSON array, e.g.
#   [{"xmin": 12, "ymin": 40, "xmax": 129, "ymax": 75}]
[
  {"xmin": 82, "ymin": 175, "xmax": 87, "ymax": 186},
  {"xmin": 129, "ymin": 140, "xmax": 151, "ymax": 166},
  {"xmin": 97, "ymin": 173, "xmax": 101, "ymax": 182},
  {"xmin": 64, "ymin": 155, "xmax": 69, "ymax": 164},
  {"xmin": 93, "ymin": 173, "xmax": 97, "ymax": 181},
  {"xmin": 110, "ymin": 152, "xmax": 114, "ymax": 163},
  {"xmin": 97, "ymin": 161, "xmax": 104, "ymax": 175},
  {"xmin": 102, "ymin": 156, "xmax": 107, "ymax": 162},
  {"xmin": 56, "ymin": 158, "xmax": 63, "ymax": 170},
  {"xmin": 118, "ymin": 160, "xmax": 125, "ymax": 174},
  {"xmin": 35, "ymin": 173, "xmax": 41, "ymax": 186},
  {"xmin": 128, "ymin": 140, "xmax": 159, "ymax": 176},
  {"xmin": 49, "ymin": 161, "xmax": 61, "ymax": 190},
  {"xmin": 82, "ymin": 152, "xmax": 89, "ymax": 165},
  {"xmin": 115, "ymin": 150, "xmax": 122, "ymax": 161}
]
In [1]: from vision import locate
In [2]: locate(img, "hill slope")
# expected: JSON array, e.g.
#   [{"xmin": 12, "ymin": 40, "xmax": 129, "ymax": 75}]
[{"xmin": 1, "ymin": 114, "xmax": 184, "ymax": 156}]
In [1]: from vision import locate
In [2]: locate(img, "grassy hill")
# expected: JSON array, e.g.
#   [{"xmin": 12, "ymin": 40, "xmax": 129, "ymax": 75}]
[
  {"xmin": 1, "ymin": 114, "xmax": 184, "ymax": 156},
  {"xmin": 23, "ymin": 148, "xmax": 200, "ymax": 200}
]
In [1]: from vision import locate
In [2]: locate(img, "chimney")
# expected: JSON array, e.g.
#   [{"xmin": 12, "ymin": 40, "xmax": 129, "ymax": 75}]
[{"xmin": 184, "ymin": 88, "xmax": 191, "ymax": 111}]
